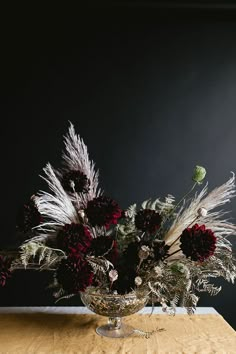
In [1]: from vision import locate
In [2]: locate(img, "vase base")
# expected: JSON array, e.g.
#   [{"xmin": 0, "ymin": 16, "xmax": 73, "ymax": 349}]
[{"xmin": 96, "ymin": 323, "xmax": 134, "ymax": 338}]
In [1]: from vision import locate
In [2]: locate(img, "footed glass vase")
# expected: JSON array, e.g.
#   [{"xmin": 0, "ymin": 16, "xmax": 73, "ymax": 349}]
[{"xmin": 80, "ymin": 287, "xmax": 149, "ymax": 338}]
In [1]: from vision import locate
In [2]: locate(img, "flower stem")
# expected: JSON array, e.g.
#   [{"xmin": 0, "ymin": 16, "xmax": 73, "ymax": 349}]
[
  {"xmin": 170, "ymin": 182, "xmax": 197, "ymax": 216},
  {"xmin": 154, "ymin": 182, "xmax": 198, "ymax": 241},
  {"xmin": 168, "ymin": 216, "xmax": 199, "ymax": 249},
  {"xmin": 166, "ymin": 249, "xmax": 182, "ymax": 258}
]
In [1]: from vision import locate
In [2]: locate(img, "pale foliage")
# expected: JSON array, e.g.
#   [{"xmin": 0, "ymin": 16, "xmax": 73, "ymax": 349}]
[
  {"xmin": 165, "ymin": 174, "xmax": 236, "ymax": 251},
  {"xmin": 86, "ymin": 256, "xmax": 114, "ymax": 274},
  {"xmin": 17, "ymin": 241, "xmax": 66, "ymax": 270},
  {"xmin": 142, "ymin": 195, "xmax": 175, "ymax": 214},
  {"xmin": 34, "ymin": 163, "xmax": 79, "ymax": 236},
  {"xmin": 62, "ymin": 122, "xmax": 101, "ymax": 206}
]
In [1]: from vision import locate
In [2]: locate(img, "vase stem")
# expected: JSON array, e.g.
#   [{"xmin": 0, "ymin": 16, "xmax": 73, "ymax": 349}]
[{"xmin": 108, "ymin": 317, "xmax": 122, "ymax": 330}]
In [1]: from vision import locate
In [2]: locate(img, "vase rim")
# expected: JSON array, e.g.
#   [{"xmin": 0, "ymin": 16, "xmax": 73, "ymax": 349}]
[{"xmin": 80, "ymin": 287, "xmax": 149, "ymax": 299}]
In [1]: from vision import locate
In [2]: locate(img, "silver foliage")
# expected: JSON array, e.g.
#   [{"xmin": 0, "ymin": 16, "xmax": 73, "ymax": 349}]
[
  {"xmin": 141, "ymin": 195, "xmax": 175, "ymax": 214},
  {"xmin": 165, "ymin": 173, "xmax": 236, "ymax": 249},
  {"xmin": 35, "ymin": 163, "xmax": 79, "ymax": 237},
  {"xmin": 62, "ymin": 122, "xmax": 101, "ymax": 205},
  {"xmin": 86, "ymin": 256, "xmax": 114, "ymax": 274},
  {"xmin": 18, "ymin": 241, "xmax": 66, "ymax": 270}
]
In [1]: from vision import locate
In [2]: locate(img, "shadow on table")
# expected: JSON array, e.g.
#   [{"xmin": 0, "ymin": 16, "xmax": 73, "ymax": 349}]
[{"xmin": 1, "ymin": 313, "xmax": 99, "ymax": 332}]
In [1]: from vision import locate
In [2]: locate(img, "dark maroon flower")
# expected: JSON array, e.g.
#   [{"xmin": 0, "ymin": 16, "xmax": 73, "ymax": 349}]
[
  {"xmin": 61, "ymin": 170, "xmax": 90, "ymax": 194},
  {"xmin": 89, "ymin": 236, "xmax": 118, "ymax": 265},
  {"xmin": 113, "ymin": 266, "xmax": 137, "ymax": 295},
  {"xmin": 135, "ymin": 209, "xmax": 162, "ymax": 234},
  {"xmin": 16, "ymin": 198, "xmax": 42, "ymax": 233},
  {"xmin": 124, "ymin": 242, "xmax": 140, "ymax": 266},
  {"xmin": 57, "ymin": 223, "xmax": 92, "ymax": 254},
  {"xmin": 180, "ymin": 224, "xmax": 216, "ymax": 262},
  {"xmin": 0, "ymin": 256, "xmax": 12, "ymax": 287},
  {"xmin": 56, "ymin": 254, "xmax": 93, "ymax": 293},
  {"xmin": 85, "ymin": 196, "xmax": 122, "ymax": 228},
  {"xmin": 153, "ymin": 241, "xmax": 170, "ymax": 261}
]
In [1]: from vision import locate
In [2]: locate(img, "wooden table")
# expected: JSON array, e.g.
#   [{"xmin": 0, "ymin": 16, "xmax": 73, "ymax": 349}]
[{"xmin": 0, "ymin": 307, "xmax": 235, "ymax": 353}]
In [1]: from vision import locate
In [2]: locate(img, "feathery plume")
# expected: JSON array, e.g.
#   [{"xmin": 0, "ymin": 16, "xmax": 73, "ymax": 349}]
[
  {"xmin": 62, "ymin": 122, "xmax": 101, "ymax": 205},
  {"xmin": 165, "ymin": 173, "xmax": 236, "ymax": 247},
  {"xmin": 34, "ymin": 163, "xmax": 80, "ymax": 237}
]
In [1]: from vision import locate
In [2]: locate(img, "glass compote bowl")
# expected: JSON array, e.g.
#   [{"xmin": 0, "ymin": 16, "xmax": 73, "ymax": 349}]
[{"xmin": 80, "ymin": 287, "xmax": 149, "ymax": 338}]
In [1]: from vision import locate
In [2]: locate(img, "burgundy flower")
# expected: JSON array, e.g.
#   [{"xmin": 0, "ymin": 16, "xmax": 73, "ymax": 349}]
[
  {"xmin": 16, "ymin": 198, "xmax": 42, "ymax": 233},
  {"xmin": 56, "ymin": 254, "xmax": 94, "ymax": 293},
  {"xmin": 135, "ymin": 209, "xmax": 162, "ymax": 234},
  {"xmin": 89, "ymin": 236, "xmax": 118, "ymax": 265},
  {"xmin": 0, "ymin": 256, "xmax": 12, "ymax": 287},
  {"xmin": 180, "ymin": 224, "xmax": 216, "ymax": 262},
  {"xmin": 153, "ymin": 241, "xmax": 170, "ymax": 261},
  {"xmin": 85, "ymin": 196, "xmax": 122, "ymax": 228},
  {"xmin": 57, "ymin": 223, "xmax": 92, "ymax": 254},
  {"xmin": 124, "ymin": 242, "xmax": 140, "ymax": 266},
  {"xmin": 113, "ymin": 265, "xmax": 137, "ymax": 295},
  {"xmin": 61, "ymin": 170, "xmax": 90, "ymax": 194}
]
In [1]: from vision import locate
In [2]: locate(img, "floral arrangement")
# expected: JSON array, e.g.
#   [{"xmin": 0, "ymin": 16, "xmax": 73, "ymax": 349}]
[{"xmin": 2, "ymin": 124, "xmax": 236, "ymax": 314}]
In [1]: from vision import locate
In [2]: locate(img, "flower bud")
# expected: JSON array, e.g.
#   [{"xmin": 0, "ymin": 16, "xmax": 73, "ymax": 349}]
[
  {"xmin": 197, "ymin": 207, "xmax": 208, "ymax": 217},
  {"xmin": 171, "ymin": 262, "xmax": 190, "ymax": 278},
  {"xmin": 109, "ymin": 269, "xmax": 118, "ymax": 282},
  {"xmin": 192, "ymin": 165, "xmax": 206, "ymax": 184},
  {"xmin": 138, "ymin": 245, "xmax": 150, "ymax": 260},
  {"xmin": 78, "ymin": 210, "xmax": 85, "ymax": 219},
  {"xmin": 135, "ymin": 276, "xmax": 142, "ymax": 286}
]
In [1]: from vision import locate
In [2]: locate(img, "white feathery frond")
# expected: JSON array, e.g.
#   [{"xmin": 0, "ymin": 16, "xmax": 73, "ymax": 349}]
[
  {"xmin": 35, "ymin": 163, "xmax": 79, "ymax": 235},
  {"xmin": 142, "ymin": 195, "xmax": 175, "ymax": 214},
  {"xmin": 200, "ymin": 172, "xmax": 235, "ymax": 210},
  {"xmin": 165, "ymin": 173, "xmax": 236, "ymax": 245},
  {"xmin": 62, "ymin": 122, "xmax": 101, "ymax": 204}
]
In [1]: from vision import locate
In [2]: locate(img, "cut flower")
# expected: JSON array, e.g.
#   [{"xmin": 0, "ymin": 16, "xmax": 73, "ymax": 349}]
[
  {"xmin": 85, "ymin": 196, "xmax": 122, "ymax": 228},
  {"xmin": 135, "ymin": 209, "xmax": 162, "ymax": 234},
  {"xmin": 180, "ymin": 224, "xmax": 216, "ymax": 262}
]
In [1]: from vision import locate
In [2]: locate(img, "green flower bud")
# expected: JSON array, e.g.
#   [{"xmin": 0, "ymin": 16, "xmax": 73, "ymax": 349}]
[
  {"xmin": 170, "ymin": 262, "xmax": 190, "ymax": 278},
  {"xmin": 171, "ymin": 262, "xmax": 185, "ymax": 273},
  {"xmin": 192, "ymin": 165, "xmax": 206, "ymax": 184}
]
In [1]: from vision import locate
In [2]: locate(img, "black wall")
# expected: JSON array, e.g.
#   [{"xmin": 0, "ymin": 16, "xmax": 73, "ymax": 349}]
[{"xmin": 1, "ymin": 3, "xmax": 236, "ymax": 329}]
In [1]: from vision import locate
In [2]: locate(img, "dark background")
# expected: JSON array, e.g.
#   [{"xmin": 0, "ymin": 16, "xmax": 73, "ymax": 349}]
[{"xmin": 1, "ymin": 1, "xmax": 236, "ymax": 329}]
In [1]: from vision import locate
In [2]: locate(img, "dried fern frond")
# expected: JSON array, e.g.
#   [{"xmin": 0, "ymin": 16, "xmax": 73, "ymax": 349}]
[
  {"xmin": 86, "ymin": 256, "xmax": 113, "ymax": 274},
  {"xmin": 55, "ymin": 293, "xmax": 76, "ymax": 303},
  {"xmin": 165, "ymin": 173, "xmax": 236, "ymax": 246},
  {"xmin": 19, "ymin": 241, "xmax": 66, "ymax": 270},
  {"xmin": 142, "ymin": 195, "xmax": 175, "ymax": 214},
  {"xmin": 62, "ymin": 122, "xmax": 101, "ymax": 205},
  {"xmin": 34, "ymin": 163, "xmax": 79, "ymax": 237},
  {"xmin": 126, "ymin": 204, "xmax": 137, "ymax": 219}
]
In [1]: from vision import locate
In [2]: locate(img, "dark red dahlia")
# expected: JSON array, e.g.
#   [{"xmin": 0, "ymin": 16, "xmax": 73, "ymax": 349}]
[
  {"xmin": 113, "ymin": 266, "xmax": 137, "ymax": 295},
  {"xmin": 61, "ymin": 170, "xmax": 90, "ymax": 194},
  {"xmin": 180, "ymin": 224, "xmax": 216, "ymax": 262},
  {"xmin": 57, "ymin": 223, "xmax": 92, "ymax": 254},
  {"xmin": 16, "ymin": 198, "xmax": 42, "ymax": 233},
  {"xmin": 85, "ymin": 196, "xmax": 122, "ymax": 228},
  {"xmin": 89, "ymin": 236, "xmax": 118, "ymax": 265},
  {"xmin": 0, "ymin": 256, "xmax": 12, "ymax": 287},
  {"xmin": 153, "ymin": 241, "xmax": 170, "ymax": 261},
  {"xmin": 56, "ymin": 254, "xmax": 93, "ymax": 293},
  {"xmin": 135, "ymin": 209, "xmax": 162, "ymax": 234},
  {"xmin": 123, "ymin": 242, "xmax": 140, "ymax": 266}
]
